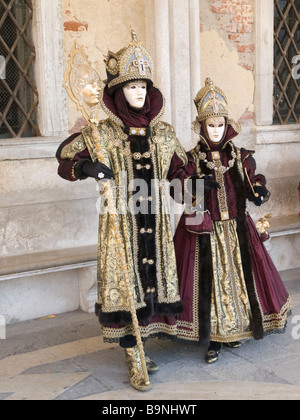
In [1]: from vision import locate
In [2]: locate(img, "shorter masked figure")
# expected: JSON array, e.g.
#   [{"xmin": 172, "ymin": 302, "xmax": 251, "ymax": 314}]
[{"xmin": 173, "ymin": 78, "xmax": 291, "ymax": 363}]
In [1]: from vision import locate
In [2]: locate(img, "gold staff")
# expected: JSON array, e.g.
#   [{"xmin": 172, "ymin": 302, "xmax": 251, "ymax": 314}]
[{"xmin": 63, "ymin": 42, "xmax": 150, "ymax": 388}]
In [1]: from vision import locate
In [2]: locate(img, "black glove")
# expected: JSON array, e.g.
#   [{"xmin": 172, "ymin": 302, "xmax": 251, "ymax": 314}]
[
  {"xmin": 249, "ymin": 185, "xmax": 267, "ymax": 206},
  {"xmin": 204, "ymin": 175, "xmax": 220, "ymax": 191},
  {"xmin": 81, "ymin": 161, "xmax": 113, "ymax": 180},
  {"xmin": 185, "ymin": 175, "xmax": 220, "ymax": 200}
]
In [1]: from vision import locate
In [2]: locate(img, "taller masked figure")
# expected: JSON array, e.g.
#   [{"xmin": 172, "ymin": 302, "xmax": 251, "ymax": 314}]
[
  {"xmin": 173, "ymin": 78, "xmax": 291, "ymax": 363},
  {"xmin": 56, "ymin": 31, "xmax": 190, "ymax": 391}
]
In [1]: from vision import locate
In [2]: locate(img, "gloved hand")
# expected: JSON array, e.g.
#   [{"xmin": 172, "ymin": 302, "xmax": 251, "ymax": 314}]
[
  {"xmin": 185, "ymin": 175, "xmax": 220, "ymax": 201},
  {"xmin": 203, "ymin": 175, "xmax": 220, "ymax": 191},
  {"xmin": 82, "ymin": 161, "xmax": 113, "ymax": 180},
  {"xmin": 249, "ymin": 185, "xmax": 267, "ymax": 206}
]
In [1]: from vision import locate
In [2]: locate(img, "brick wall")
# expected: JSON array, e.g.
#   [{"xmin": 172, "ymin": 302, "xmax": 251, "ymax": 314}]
[
  {"xmin": 210, "ymin": 0, "xmax": 255, "ymax": 71},
  {"xmin": 208, "ymin": 0, "xmax": 255, "ymax": 124}
]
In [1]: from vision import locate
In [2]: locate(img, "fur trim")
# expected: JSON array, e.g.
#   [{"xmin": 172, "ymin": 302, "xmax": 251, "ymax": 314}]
[
  {"xmin": 95, "ymin": 300, "xmax": 183, "ymax": 327},
  {"xmin": 73, "ymin": 159, "xmax": 91, "ymax": 180},
  {"xmin": 197, "ymin": 235, "xmax": 213, "ymax": 345},
  {"xmin": 229, "ymin": 145, "xmax": 264, "ymax": 340},
  {"xmin": 131, "ymin": 135, "xmax": 159, "ymax": 294}
]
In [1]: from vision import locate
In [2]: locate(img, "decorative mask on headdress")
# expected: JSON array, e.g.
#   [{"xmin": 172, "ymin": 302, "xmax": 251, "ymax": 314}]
[
  {"xmin": 63, "ymin": 42, "xmax": 104, "ymax": 124},
  {"xmin": 105, "ymin": 27, "xmax": 154, "ymax": 92},
  {"xmin": 194, "ymin": 78, "xmax": 228, "ymax": 122}
]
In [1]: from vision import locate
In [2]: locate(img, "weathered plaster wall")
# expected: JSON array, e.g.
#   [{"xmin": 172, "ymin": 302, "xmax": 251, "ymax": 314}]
[
  {"xmin": 61, "ymin": 0, "xmax": 256, "ymax": 133},
  {"xmin": 61, "ymin": 0, "xmax": 146, "ymax": 131},
  {"xmin": 200, "ymin": 0, "xmax": 255, "ymax": 125},
  {"xmin": 200, "ymin": 29, "xmax": 254, "ymax": 125}
]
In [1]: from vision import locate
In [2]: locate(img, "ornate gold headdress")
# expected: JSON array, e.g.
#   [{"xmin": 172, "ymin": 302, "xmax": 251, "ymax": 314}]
[
  {"xmin": 105, "ymin": 27, "xmax": 154, "ymax": 91},
  {"xmin": 194, "ymin": 78, "xmax": 229, "ymax": 122}
]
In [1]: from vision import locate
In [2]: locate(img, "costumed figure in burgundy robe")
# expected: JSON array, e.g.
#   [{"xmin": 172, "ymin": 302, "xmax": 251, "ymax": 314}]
[
  {"xmin": 173, "ymin": 78, "xmax": 292, "ymax": 363},
  {"xmin": 56, "ymin": 30, "xmax": 192, "ymax": 391}
]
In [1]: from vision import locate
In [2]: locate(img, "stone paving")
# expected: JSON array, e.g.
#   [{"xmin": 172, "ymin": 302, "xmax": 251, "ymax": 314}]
[{"xmin": 0, "ymin": 268, "xmax": 300, "ymax": 401}]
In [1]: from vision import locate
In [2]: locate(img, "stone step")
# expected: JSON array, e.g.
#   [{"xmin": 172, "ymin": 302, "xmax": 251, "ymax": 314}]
[
  {"xmin": 0, "ymin": 245, "xmax": 97, "ymax": 282},
  {"xmin": 269, "ymin": 214, "xmax": 300, "ymax": 238},
  {"xmin": 267, "ymin": 214, "xmax": 300, "ymax": 272}
]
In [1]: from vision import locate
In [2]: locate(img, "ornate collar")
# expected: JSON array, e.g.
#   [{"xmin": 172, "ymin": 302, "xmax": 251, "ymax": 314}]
[{"xmin": 100, "ymin": 85, "xmax": 166, "ymax": 129}]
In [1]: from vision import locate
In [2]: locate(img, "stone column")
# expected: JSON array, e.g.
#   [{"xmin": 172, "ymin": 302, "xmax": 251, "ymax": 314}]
[
  {"xmin": 32, "ymin": 0, "xmax": 69, "ymax": 136},
  {"xmin": 144, "ymin": 0, "xmax": 201, "ymax": 150},
  {"xmin": 254, "ymin": 0, "xmax": 274, "ymax": 126}
]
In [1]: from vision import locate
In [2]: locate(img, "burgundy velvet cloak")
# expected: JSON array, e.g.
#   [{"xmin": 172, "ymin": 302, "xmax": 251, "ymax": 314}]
[{"xmin": 171, "ymin": 123, "xmax": 291, "ymax": 343}]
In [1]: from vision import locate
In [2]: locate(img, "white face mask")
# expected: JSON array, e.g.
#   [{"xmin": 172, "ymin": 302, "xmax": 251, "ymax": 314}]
[
  {"xmin": 122, "ymin": 80, "xmax": 147, "ymax": 109},
  {"xmin": 206, "ymin": 117, "xmax": 226, "ymax": 143}
]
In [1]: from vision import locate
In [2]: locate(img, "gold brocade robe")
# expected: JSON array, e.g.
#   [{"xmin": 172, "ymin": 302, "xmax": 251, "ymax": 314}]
[{"xmin": 58, "ymin": 118, "xmax": 188, "ymax": 341}]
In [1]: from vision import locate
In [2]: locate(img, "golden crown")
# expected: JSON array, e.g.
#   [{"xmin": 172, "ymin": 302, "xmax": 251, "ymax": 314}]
[
  {"xmin": 194, "ymin": 78, "xmax": 228, "ymax": 122},
  {"xmin": 105, "ymin": 27, "xmax": 154, "ymax": 91}
]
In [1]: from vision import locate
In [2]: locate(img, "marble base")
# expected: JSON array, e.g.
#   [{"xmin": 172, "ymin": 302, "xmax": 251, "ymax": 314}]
[
  {"xmin": 0, "ymin": 266, "xmax": 97, "ymax": 325},
  {"xmin": 268, "ymin": 233, "xmax": 300, "ymax": 272}
]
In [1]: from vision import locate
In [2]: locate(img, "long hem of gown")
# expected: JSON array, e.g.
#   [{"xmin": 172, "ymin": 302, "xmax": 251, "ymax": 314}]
[
  {"xmin": 101, "ymin": 315, "xmax": 178, "ymax": 344},
  {"xmin": 172, "ymin": 214, "xmax": 292, "ymax": 346},
  {"xmin": 174, "ymin": 296, "xmax": 292, "ymax": 344},
  {"xmin": 262, "ymin": 297, "xmax": 292, "ymax": 335}
]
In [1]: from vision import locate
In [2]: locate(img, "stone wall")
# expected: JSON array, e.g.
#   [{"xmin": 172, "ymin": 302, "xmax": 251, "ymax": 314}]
[
  {"xmin": 61, "ymin": 0, "xmax": 146, "ymax": 132},
  {"xmin": 200, "ymin": 0, "xmax": 255, "ymax": 126}
]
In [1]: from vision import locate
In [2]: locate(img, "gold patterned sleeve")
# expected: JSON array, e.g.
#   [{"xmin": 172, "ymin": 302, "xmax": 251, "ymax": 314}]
[{"xmin": 56, "ymin": 133, "xmax": 92, "ymax": 182}]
